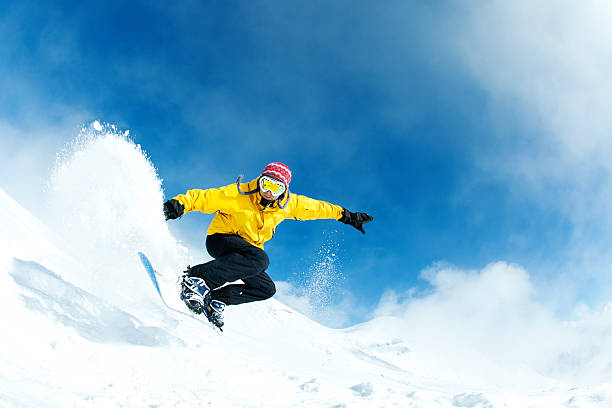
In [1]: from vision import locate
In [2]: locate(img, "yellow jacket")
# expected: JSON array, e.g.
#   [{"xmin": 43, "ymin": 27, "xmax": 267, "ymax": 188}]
[{"xmin": 173, "ymin": 178, "xmax": 344, "ymax": 249}]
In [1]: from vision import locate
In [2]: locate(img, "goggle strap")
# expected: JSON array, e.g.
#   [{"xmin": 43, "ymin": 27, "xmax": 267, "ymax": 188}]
[
  {"xmin": 236, "ymin": 175, "xmax": 259, "ymax": 195},
  {"xmin": 277, "ymin": 189, "xmax": 290, "ymax": 209}
]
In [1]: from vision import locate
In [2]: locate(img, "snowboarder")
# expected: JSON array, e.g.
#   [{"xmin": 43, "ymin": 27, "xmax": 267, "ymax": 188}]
[{"xmin": 163, "ymin": 162, "xmax": 372, "ymax": 330}]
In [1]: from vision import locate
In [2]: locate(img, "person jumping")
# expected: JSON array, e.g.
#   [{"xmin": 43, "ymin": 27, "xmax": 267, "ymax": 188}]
[{"xmin": 163, "ymin": 162, "xmax": 372, "ymax": 330}]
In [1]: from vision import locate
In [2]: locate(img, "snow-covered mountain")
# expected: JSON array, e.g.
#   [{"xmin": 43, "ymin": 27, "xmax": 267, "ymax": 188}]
[{"xmin": 2, "ymin": 125, "xmax": 612, "ymax": 407}]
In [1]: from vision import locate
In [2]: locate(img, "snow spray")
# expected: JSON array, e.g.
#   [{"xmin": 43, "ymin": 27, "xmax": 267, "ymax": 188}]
[
  {"xmin": 282, "ymin": 229, "xmax": 350, "ymax": 328},
  {"xmin": 300, "ymin": 230, "xmax": 344, "ymax": 312},
  {"xmin": 45, "ymin": 121, "xmax": 187, "ymax": 311}
]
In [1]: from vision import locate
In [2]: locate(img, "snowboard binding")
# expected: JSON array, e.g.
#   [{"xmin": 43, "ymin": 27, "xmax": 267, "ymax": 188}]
[
  {"xmin": 205, "ymin": 294, "xmax": 226, "ymax": 330},
  {"xmin": 179, "ymin": 270, "xmax": 225, "ymax": 330}
]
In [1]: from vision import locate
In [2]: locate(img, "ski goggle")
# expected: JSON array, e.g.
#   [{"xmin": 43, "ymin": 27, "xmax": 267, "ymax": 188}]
[{"xmin": 259, "ymin": 175, "xmax": 286, "ymax": 196}]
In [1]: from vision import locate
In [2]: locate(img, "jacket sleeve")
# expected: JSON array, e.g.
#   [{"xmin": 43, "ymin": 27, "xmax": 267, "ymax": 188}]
[
  {"xmin": 288, "ymin": 194, "xmax": 344, "ymax": 221},
  {"xmin": 172, "ymin": 184, "xmax": 235, "ymax": 214}
]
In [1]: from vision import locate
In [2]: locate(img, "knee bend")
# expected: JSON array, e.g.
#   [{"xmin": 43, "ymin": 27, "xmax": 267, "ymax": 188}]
[{"xmin": 261, "ymin": 280, "xmax": 276, "ymax": 299}]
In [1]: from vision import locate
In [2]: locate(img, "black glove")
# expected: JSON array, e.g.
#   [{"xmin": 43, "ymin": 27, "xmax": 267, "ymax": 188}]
[
  {"xmin": 163, "ymin": 199, "xmax": 185, "ymax": 220},
  {"xmin": 339, "ymin": 208, "xmax": 373, "ymax": 234}
]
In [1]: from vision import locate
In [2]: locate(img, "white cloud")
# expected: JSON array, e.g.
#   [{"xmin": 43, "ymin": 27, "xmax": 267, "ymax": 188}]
[{"xmin": 373, "ymin": 261, "xmax": 612, "ymax": 388}]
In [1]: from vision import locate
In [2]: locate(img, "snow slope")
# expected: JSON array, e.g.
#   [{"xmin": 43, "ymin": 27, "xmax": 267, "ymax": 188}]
[{"xmin": 2, "ymin": 123, "xmax": 612, "ymax": 407}]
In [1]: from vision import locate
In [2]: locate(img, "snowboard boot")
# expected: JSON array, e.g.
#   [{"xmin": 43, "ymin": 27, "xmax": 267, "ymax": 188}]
[
  {"xmin": 181, "ymin": 291, "xmax": 205, "ymax": 314},
  {"xmin": 179, "ymin": 270, "xmax": 209, "ymax": 315},
  {"xmin": 203, "ymin": 292, "xmax": 226, "ymax": 329}
]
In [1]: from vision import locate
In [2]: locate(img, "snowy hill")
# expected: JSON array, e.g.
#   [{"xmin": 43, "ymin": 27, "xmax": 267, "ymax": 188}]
[
  {"xmin": 0, "ymin": 184, "xmax": 434, "ymax": 407},
  {"xmin": 2, "ymin": 125, "xmax": 612, "ymax": 407}
]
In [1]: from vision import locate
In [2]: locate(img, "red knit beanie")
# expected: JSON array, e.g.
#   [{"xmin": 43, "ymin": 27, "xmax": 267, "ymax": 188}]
[{"xmin": 261, "ymin": 162, "xmax": 292, "ymax": 186}]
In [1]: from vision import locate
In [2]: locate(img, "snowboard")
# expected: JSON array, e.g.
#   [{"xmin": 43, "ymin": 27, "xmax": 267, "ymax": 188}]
[{"xmin": 137, "ymin": 252, "xmax": 223, "ymax": 334}]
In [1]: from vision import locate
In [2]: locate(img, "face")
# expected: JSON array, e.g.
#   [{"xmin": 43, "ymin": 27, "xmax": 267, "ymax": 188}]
[
  {"xmin": 259, "ymin": 175, "xmax": 286, "ymax": 201},
  {"xmin": 260, "ymin": 189, "xmax": 279, "ymax": 201}
]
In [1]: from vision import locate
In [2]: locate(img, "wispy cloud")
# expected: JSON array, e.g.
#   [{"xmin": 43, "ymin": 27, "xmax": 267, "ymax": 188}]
[
  {"xmin": 452, "ymin": 1, "xmax": 612, "ymax": 207},
  {"xmin": 0, "ymin": 3, "xmax": 92, "ymax": 214},
  {"xmin": 452, "ymin": 1, "xmax": 612, "ymax": 159},
  {"xmin": 438, "ymin": 1, "xmax": 612, "ymax": 303}
]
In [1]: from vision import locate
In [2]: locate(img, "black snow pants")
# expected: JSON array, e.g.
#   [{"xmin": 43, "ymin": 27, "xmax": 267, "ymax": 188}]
[{"xmin": 188, "ymin": 233, "xmax": 276, "ymax": 306}]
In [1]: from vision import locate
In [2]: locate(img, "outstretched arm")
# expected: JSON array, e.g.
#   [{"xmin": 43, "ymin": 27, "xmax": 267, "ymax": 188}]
[
  {"xmin": 163, "ymin": 189, "xmax": 207, "ymax": 220},
  {"xmin": 289, "ymin": 194, "xmax": 373, "ymax": 234},
  {"xmin": 163, "ymin": 184, "xmax": 235, "ymax": 220}
]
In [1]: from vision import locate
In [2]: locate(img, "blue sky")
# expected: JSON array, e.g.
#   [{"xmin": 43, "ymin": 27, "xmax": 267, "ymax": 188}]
[{"xmin": 2, "ymin": 1, "xmax": 612, "ymax": 326}]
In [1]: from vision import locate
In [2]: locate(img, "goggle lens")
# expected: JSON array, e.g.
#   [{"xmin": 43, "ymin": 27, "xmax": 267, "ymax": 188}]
[{"xmin": 259, "ymin": 176, "xmax": 286, "ymax": 195}]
